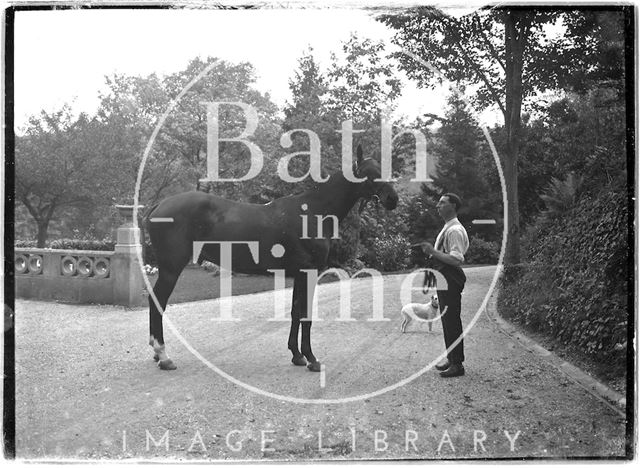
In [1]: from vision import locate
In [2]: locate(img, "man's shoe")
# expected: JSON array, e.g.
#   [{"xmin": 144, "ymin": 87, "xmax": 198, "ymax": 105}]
[
  {"xmin": 439, "ymin": 363, "xmax": 464, "ymax": 377},
  {"xmin": 435, "ymin": 360, "xmax": 450, "ymax": 371}
]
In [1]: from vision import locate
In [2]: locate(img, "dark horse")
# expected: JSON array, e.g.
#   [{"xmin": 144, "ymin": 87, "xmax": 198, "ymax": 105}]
[{"xmin": 146, "ymin": 146, "xmax": 398, "ymax": 372}]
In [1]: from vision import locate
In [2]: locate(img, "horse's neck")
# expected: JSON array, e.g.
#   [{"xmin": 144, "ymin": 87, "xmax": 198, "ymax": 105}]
[{"xmin": 310, "ymin": 172, "xmax": 362, "ymax": 220}]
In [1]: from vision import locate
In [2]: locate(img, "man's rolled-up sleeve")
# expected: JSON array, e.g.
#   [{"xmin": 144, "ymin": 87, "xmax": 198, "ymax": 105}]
[{"xmin": 447, "ymin": 230, "xmax": 466, "ymax": 263}]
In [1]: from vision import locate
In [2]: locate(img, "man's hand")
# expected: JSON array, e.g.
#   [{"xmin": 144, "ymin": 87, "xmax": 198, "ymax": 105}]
[{"xmin": 420, "ymin": 242, "xmax": 435, "ymax": 255}]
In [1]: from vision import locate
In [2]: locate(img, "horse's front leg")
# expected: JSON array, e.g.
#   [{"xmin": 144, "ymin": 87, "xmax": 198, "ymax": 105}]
[
  {"xmin": 300, "ymin": 277, "xmax": 321, "ymax": 372},
  {"xmin": 288, "ymin": 275, "xmax": 306, "ymax": 366},
  {"xmin": 149, "ymin": 268, "xmax": 181, "ymax": 370}
]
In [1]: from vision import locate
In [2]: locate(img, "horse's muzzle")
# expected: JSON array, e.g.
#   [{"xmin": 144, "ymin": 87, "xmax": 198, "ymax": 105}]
[{"xmin": 373, "ymin": 184, "xmax": 398, "ymax": 210}]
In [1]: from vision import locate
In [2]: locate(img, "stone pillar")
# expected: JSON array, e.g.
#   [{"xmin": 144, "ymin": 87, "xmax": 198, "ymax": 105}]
[{"xmin": 112, "ymin": 204, "xmax": 147, "ymax": 307}]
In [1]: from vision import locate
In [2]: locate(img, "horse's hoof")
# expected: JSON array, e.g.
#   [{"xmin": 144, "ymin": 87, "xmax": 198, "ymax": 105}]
[
  {"xmin": 307, "ymin": 361, "xmax": 322, "ymax": 372},
  {"xmin": 291, "ymin": 355, "xmax": 307, "ymax": 366},
  {"xmin": 158, "ymin": 359, "xmax": 177, "ymax": 370},
  {"xmin": 153, "ymin": 354, "xmax": 160, "ymax": 362}
]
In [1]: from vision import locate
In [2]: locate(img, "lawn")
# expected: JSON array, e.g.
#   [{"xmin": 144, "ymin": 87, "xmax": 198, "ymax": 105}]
[{"xmin": 154, "ymin": 267, "xmax": 295, "ymax": 303}]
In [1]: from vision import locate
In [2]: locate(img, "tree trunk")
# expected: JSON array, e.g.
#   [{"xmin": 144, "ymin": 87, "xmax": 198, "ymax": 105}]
[
  {"xmin": 36, "ymin": 219, "xmax": 49, "ymax": 248},
  {"xmin": 502, "ymin": 10, "xmax": 531, "ymax": 265},
  {"xmin": 503, "ymin": 145, "xmax": 520, "ymax": 264}
]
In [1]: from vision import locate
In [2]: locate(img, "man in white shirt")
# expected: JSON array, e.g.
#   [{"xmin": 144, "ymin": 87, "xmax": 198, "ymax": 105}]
[{"xmin": 420, "ymin": 193, "xmax": 469, "ymax": 377}]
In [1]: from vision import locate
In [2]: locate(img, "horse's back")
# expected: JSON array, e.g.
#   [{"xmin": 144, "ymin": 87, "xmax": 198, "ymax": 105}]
[
  {"xmin": 147, "ymin": 192, "xmax": 284, "ymax": 270},
  {"xmin": 147, "ymin": 190, "xmax": 331, "ymax": 274},
  {"xmin": 149, "ymin": 191, "xmax": 230, "ymax": 216},
  {"xmin": 149, "ymin": 192, "xmax": 266, "ymax": 225}
]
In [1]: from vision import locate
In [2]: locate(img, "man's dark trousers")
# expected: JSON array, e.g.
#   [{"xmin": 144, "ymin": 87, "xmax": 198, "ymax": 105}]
[{"xmin": 437, "ymin": 285, "xmax": 464, "ymax": 364}]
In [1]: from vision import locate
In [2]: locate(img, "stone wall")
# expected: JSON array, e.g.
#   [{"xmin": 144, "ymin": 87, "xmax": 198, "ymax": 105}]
[{"xmin": 14, "ymin": 205, "xmax": 147, "ymax": 307}]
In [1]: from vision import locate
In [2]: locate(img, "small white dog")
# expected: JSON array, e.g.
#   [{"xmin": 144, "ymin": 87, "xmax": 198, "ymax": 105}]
[{"xmin": 401, "ymin": 295, "xmax": 440, "ymax": 333}]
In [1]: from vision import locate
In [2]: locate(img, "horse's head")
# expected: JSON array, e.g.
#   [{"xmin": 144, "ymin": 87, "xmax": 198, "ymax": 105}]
[{"xmin": 354, "ymin": 145, "xmax": 399, "ymax": 210}]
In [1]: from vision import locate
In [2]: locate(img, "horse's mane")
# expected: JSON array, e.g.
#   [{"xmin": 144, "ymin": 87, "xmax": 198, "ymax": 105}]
[{"xmin": 263, "ymin": 158, "xmax": 375, "ymax": 203}]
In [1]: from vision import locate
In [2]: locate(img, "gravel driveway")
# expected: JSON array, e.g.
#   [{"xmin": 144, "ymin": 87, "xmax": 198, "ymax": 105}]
[{"xmin": 14, "ymin": 266, "xmax": 628, "ymax": 460}]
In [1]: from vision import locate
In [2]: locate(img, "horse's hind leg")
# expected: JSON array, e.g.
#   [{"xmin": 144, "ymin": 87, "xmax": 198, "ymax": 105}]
[
  {"xmin": 299, "ymin": 277, "xmax": 320, "ymax": 372},
  {"xmin": 149, "ymin": 267, "xmax": 182, "ymax": 370},
  {"xmin": 288, "ymin": 275, "xmax": 307, "ymax": 366}
]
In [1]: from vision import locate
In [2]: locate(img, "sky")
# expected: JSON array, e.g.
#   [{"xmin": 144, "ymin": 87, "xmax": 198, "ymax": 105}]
[{"xmin": 13, "ymin": 6, "xmax": 501, "ymax": 130}]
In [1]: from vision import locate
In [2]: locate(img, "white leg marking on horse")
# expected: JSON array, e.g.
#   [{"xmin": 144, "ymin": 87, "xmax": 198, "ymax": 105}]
[
  {"xmin": 152, "ymin": 339, "xmax": 169, "ymax": 362},
  {"xmin": 320, "ymin": 364, "xmax": 326, "ymax": 388}
]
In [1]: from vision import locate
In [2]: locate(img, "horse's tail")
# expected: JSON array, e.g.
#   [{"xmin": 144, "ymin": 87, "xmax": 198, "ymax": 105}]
[{"xmin": 142, "ymin": 202, "xmax": 160, "ymax": 230}]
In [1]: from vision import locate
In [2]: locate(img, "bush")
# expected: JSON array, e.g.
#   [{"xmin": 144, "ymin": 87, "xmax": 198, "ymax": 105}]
[
  {"xmin": 201, "ymin": 260, "xmax": 220, "ymax": 276},
  {"xmin": 362, "ymin": 234, "xmax": 411, "ymax": 272},
  {"xmin": 49, "ymin": 239, "xmax": 116, "ymax": 251},
  {"xmin": 497, "ymin": 189, "xmax": 629, "ymax": 367},
  {"xmin": 15, "ymin": 240, "xmax": 37, "ymax": 248},
  {"xmin": 465, "ymin": 235, "xmax": 499, "ymax": 264}
]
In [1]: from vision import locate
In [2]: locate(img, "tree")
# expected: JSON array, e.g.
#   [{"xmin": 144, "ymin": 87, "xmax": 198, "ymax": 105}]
[
  {"xmin": 277, "ymin": 47, "xmax": 337, "ymax": 197},
  {"xmin": 428, "ymin": 93, "xmax": 486, "ymax": 197},
  {"xmin": 324, "ymin": 34, "xmax": 404, "ymax": 264},
  {"xmin": 16, "ymin": 107, "xmax": 111, "ymax": 246},
  {"xmin": 514, "ymin": 87, "xmax": 626, "ymax": 224},
  {"xmin": 97, "ymin": 72, "xmax": 196, "ymax": 207},
  {"xmin": 281, "ymin": 37, "xmax": 407, "ymax": 266},
  {"xmin": 426, "ymin": 92, "xmax": 502, "ymax": 240},
  {"xmin": 284, "ymin": 48, "xmax": 329, "ymax": 131},
  {"xmin": 379, "ymin": 6, "xmax": 627, "ymax": 263},
  {"xmin": 326, "ymin": 33, "xmax": 402, "ymax": 125},
  {"xmin": 98, "ymin": 57, "xmax": 284, "ymax": 205},
  {"xmin": 160, "ymin": 56, "xmax": 283, "ymax": 202},
  {"xmin": 15, "ymin": 56, "xmax": 285, "ymax": 244}
]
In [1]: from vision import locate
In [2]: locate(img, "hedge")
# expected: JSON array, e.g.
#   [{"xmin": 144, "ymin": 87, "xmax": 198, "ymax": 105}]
[
  {"xmin": 465, "ymin": 235, "xmax": 500, "ymax": 264},
  {"xmin": 497, "ymin": 189, "xmax": 629, "ymax": 368}
]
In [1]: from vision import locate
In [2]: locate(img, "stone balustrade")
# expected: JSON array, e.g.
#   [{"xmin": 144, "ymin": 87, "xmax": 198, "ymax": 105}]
[{"xmin": 14, "ymin": 205, "xmax": 147, "ymax": 307}]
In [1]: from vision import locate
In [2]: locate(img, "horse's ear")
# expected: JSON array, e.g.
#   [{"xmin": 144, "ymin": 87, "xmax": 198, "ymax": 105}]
[{"xmin": 356, "ymin": 145, "xmax": 363, "ymax": 165}]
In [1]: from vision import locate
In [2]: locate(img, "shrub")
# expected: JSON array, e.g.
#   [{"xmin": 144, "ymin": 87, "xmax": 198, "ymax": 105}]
[
  {"xmin": 15, "ymin": 240, "xmax": 37, "ymax": 248},
  {"xmin": 465, "ymin": 235, "xmax": 499, "ymax": 264},
  {"xmin": 539, "ymin": 172, "xmax": 584, "ymax": 219},
  {"xmin": 48, "ymin": 239, "xmax": 116, "ymax": 251},
  {"xmin": 339, "ymin": 258, "xmax": 366, "ymax": 276},
  {"xmin": 497, "ymin": 189, "xmax": 629, "ymax": 367},
  {"xmin": 363, "ymin": 234, "xmax": 411, "ymax": 272},
  {"xmin": 201, "ymin": 260, "xmax": 220, "ymax": 276}
]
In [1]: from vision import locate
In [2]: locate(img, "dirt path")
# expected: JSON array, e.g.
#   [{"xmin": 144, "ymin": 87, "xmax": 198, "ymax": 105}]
[{"xmin": 15, "ymin": 266, "xmax": 628, "ymax": 460}]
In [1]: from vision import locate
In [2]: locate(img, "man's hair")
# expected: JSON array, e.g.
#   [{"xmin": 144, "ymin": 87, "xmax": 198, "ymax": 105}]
[{"xmin": 442, "ymin": 192, "xmax": 462, "ymax": 211}]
